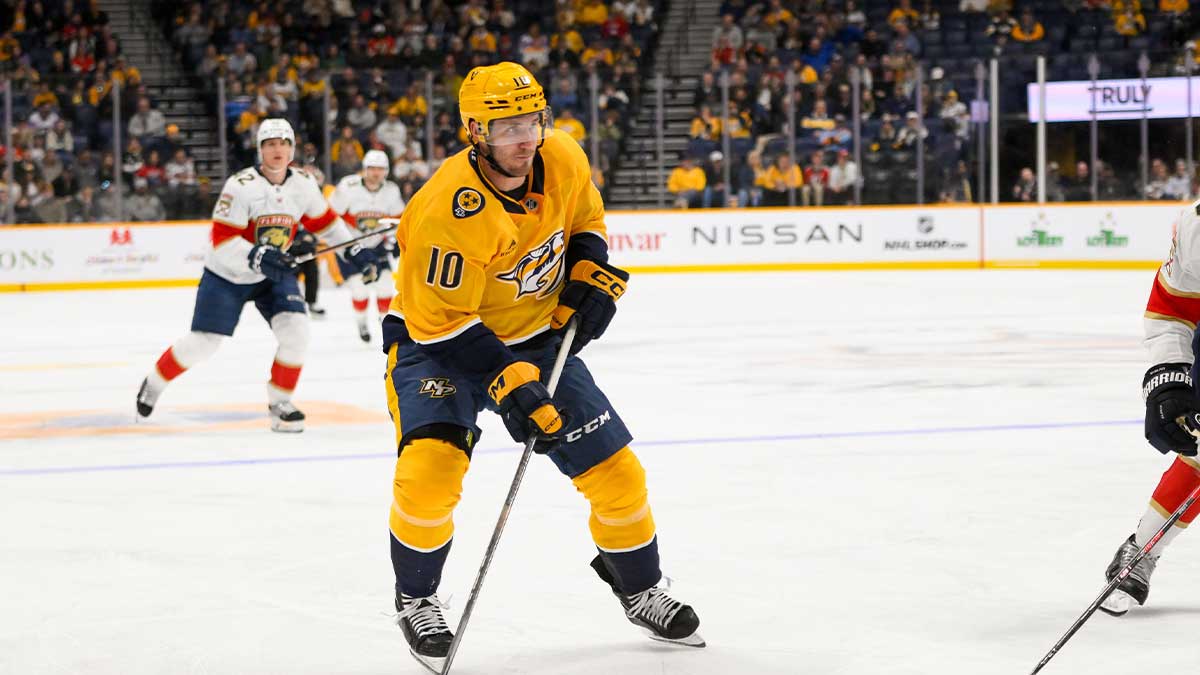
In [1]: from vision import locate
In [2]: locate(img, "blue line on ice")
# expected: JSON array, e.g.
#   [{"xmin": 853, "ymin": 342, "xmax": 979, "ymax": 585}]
[{"xmin": 0, "ymin": 418, "xmax": 1139, "ymax": 477}]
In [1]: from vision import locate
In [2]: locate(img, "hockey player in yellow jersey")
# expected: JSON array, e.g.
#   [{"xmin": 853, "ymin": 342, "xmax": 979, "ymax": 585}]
[{"xmin": 381, "ymin": 62, "xmax": 703, "ymax": 670}]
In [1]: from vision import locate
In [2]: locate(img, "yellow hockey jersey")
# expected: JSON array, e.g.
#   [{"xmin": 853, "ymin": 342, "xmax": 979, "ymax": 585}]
[{"xmin": 388, "ymin": 131, "xmax": 607, "ymax": 346}]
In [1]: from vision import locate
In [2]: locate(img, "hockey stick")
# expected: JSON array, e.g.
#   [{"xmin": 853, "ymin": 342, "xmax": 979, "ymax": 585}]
[
  {"xmin": 1030, "ymin": 416, "xmax": 1200, "ymax": 674},
  {"xmin": 439, "ymin": 319, "xmax": 579, "ymax": 675},
  {"xmin": 290, "ymin": 219, "xmax": 399, "ymax": 264}
]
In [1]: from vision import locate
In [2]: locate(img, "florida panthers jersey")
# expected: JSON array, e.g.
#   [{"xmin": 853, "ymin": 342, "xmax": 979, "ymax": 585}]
[
  {"xmin": 208, "ymin": 166, "xmax": 351, "ymax": 284},
  {"xmin": 1145, "ymin": 199, "xmax": 1200, "ymax": 364},
  {"xmin": 387, "ymin": 131, "xmax": 607, "ymax": 346},
  {"xmin": 329, "ymin": 174, "xmax": 405, "ymax": 247}
]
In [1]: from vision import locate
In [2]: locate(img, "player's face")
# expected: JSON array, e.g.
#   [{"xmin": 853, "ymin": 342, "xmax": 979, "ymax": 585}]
[
  {"xmin": 260, "ymin": 138, "xmax": 292, "ymax": 171},
  {"xmin": 484, "ymin": 112, "xmax": 547, "ymax": 176},
  {"xmin": 364, "ymin": 166, "xmax": 388, "ymax": 188}
]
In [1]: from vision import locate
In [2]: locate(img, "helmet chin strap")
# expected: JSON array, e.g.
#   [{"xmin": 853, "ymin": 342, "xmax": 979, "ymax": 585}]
[{"xmin": 473, "ymin": 141, "xmax": 526, "ymax": 179}]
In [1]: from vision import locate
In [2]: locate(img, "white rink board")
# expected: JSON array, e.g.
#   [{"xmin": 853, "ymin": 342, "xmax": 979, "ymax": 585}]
[
  {"xmin": 983, "ymin": 204, "xmax": 1181, "ymax": 265},
  {"xmin": 0, "ymin": 222, "xmax": 208, "ymax": 287},
  {"xmin": 604, "ymin": 206, "xmax": 981, "ymax": 268}
]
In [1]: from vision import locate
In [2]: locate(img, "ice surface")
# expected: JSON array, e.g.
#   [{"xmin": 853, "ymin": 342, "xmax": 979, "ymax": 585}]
[{"xmin": 1, "ymin": 270, "xmax": 1193, "ymax": 674}]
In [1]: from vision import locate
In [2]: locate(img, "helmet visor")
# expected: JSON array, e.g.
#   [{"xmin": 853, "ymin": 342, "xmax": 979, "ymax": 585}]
[{"xmin": 482, "ymin": 108, "xmax": 555, "ymax": 147}]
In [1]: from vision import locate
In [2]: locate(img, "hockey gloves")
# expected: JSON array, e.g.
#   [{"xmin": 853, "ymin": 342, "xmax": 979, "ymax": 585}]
[
  {"xmin": 1143, "ymin": 363, "xmax": 1200, "ymax": 456},
  {"xmin": 288, "ymin": 229, "xmax": 318, "ymax": 258},
  {"xmin": 551, "ymin": 259, "xmax": 629, "ymax": 354},
  {"xmin": 248, "ymin": 245, "xmax": 297, "ymax": 283},
  {"xmin": 342, "ymin": 243, "xmax": 380, "ymax": 283},
  {"xmin": 488, "ymin": 361, "xmax": 568, "ymax": 451}
]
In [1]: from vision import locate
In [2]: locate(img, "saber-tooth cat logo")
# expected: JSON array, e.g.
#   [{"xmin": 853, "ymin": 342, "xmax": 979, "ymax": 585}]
[{"xmin": 496, "ymin": 230, "xmax": 566, "ymax": 300}]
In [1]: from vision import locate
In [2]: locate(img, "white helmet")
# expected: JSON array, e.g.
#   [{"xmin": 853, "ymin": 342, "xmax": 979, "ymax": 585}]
[
  {"xmin": 363, "ymin": 149, "xmax": 389, "ymax": 169},
  {"xmin": 257, "ymin": 118, "xmax": 295, "ymax": 148}
]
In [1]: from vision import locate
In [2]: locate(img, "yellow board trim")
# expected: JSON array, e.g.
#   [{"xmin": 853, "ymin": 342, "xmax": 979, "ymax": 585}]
[
  {"xmin": 983, "ymin": 260, "xmax": 1162, "ymax": 270},
  {"xmin": 624, "ymin": 261, "xmax": 983, "ymax": 274},
  {"xmin": 0, "ymin": 278, "xmax": 201, "ymax": 293}
]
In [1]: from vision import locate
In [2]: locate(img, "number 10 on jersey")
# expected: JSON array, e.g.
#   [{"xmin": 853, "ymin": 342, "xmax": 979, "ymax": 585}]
[{"xmin": 426, "ymin": 247, "xmax": 464, "ymax": 290}]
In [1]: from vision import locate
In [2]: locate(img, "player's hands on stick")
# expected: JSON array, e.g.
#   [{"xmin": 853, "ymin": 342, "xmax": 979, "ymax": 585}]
[
  {"xmin": 1143, "ymin": 363, "xmax": 1200, "ymax": 455},
  {"xmin": 488, "ymin": 361, "xmax": 569, "ymax": 451},
  {"xmin": 551, "ymin": 259, "xmax": 629, "ymax": 354},
  {"xmin": 342, "ymin": 243, "xmax": 379, "ymax": 283},
  {"xmin": 288, "ymin": 229, "xmax": 318, "ymax": 258},
  {"xmin": 248, "ymin": 244, "xmax": 297, "ymax": 282}
]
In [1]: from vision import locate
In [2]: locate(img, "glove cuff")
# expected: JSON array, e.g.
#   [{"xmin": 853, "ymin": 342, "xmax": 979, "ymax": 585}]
[
  {"xmin": 487, "ymin": 361, "xmax": 541, "ymax": 405},
  {"xmin": 1143, "ymin": 363, "xmax": 1193, "ymax": 401},
  {"xmin": 569, "ymin": 259, "xmax": 629, "ymax": 300}
]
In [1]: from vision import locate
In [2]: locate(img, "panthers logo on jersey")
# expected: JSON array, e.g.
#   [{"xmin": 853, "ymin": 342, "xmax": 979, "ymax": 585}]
[
  {"xmin": 496, "ymin": 230, "xmax": 565, "ymax": 300},
  {"xmin": 254, "ymin": 214, "xmax": 296, "ymax": 248}
]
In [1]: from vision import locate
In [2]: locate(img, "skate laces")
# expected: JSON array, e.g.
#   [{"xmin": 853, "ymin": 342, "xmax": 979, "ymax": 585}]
[
  {"xmin": 398, "ymin": 595, "xmax": 451, "ymax": 638},
  {"xmin": 1116, "ymin": 539, "xmax": 1158, "ymax": 582},
  {"xmin": 625, "ymin": 582, "xmax": 684, "ymax": 628}
]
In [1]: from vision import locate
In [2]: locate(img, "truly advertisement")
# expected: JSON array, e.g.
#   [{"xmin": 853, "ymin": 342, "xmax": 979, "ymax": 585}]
[
  {"xmin": 605, "ymin": 207, "xmax": 980, "ymax": 268},
  {"xmin": 0, "ymin": 222, "xmax": 208, "ymax": 288},
  {"xmin": 983, "ymin": 205, "xmax": 1179, "ymax": 265},
  {"xmin": 1027, "ymin": 76, "xmax": 1200, "ymax": 122}
]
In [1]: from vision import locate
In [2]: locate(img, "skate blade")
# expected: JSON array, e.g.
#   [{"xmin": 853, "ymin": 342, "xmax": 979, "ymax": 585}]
[
  {"xmin": 646, "ymin": 629, "xmax": 706, "ymax": 648},
  {"xmin": 270, "ymin": 419, "xmax": 305, "ymax": 433},
  {"xmin": 1099, "ymin": 590, "xmax": 1136, "ymax": 617},
  {"xmin": 408, "ymin": 648, "xmax": 445, "ymax": 674}
]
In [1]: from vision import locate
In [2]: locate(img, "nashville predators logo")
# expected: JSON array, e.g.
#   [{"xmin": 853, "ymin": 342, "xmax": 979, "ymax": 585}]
[
  {"xmin": 418, "ymin": 377, "xmax": 457, "ymax": 399},
  {"xmin": 254, "ymin": 215, "xmax": 296, "ymax": 248},
  {"xmin": 496, "ymin": 230, "xmax": 565, "ymax": 300},
  {"xmin": 452, "ymin": 187, "xmax": 485, "ymax": 219}
]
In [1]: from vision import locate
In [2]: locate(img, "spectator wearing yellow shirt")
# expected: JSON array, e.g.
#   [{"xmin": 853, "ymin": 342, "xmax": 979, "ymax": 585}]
[
  {"xmin": 554, "ymin": 107, "xmax": 587, "ymax": 143},
  {"xmin": 32, "ymin": 83, "xmax": 58, "ymax": 109},
  {"xmin": 762, "ymin": 154, "xmax": 804, "ymax": 206},
  {"xmin": 1012, "ymin": 8, "xmax": 1044, "ymax": 42},
  {"xmin": 763, "ymin": 0, "xmax": 794, "ymax": 26},
  {"xmin": 468, "ymin": 26, "xmax": 498, "ymax": 53},
  {"xmin": 551, "ymin": 25, "xmax": 585, "ymax": 53},
  {"xmin": 689, "ymin": 105, "xmax": 721, "ymax": 140},
  {"xmin": 111, "ymin": 56, "xmax": 142, "ymax": 88},
  {"xmin": 268, "ymin": 58, "xmax": 299, "ymax": 84},
  {"xmin": 887, "ymin": 0, "xmax": 920, "ymax": 29},
  {"xmin": 668, "ymin": 155, "xmax": 706, "ymax": 208},
  {"xmin": 1114, "ymin": 4, "xmax": 1146, "ymax": 36},
  {"xmin": 1160, "ymin": 0, "xmax": 1187, "ymax": 14},
  {"xmin": 578, "ymin": 0, "xmax": 609, "ymax": 25},
  {"xmin": 330, "ymin": 125, "xmax": 364, "ymax": 180},
  {"xmin": 390, "ymin": 83, "xmax": 428, "ymax": 118},
  {"xmin": 722, "ymin": 102, "xmax": 752, "ymax": 138},
  {"xmin": 581, "ymin": 42, "xmax": 615, "ymax": 67}
]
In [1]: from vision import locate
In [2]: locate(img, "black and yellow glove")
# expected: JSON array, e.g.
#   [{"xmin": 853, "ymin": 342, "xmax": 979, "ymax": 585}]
[
  {"xmin": 488, "ymin": 361, "xmax": 568, "ymax": 447},
  {"xmin": 551, "ymin": 259, "xmax": 629, "ymax": 354}
]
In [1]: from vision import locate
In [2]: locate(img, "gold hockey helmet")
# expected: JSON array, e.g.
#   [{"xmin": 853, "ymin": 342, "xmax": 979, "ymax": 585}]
[{"xmin": 458, "ymin": 62, "xmax": 553, "ymax": 146}]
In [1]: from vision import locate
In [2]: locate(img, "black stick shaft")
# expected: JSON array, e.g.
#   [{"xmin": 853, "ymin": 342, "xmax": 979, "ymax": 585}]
[
  {"xmin": 1030, "ymin": 481, "xmax": 1200, "ymax": 674},
  {"xmin": 440, "ymin": 320, "xmax": 578, "ymax": 675},
  {"xmin": 291, "ymin": 221, "xmax": 398, "ymax": 264}
]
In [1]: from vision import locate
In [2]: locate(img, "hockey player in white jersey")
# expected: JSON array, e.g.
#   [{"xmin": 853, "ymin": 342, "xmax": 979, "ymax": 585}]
[
  {"xmin": 329, "ymin": 149, "xmax": 405, "ymax": 343},
  {"xmin": 1100, "ymin": 198, "xmax": 1200, "ymax": 615},
  {"xmin": 135, "ymin": 118, "xmax": 378, "ymax": 432}
]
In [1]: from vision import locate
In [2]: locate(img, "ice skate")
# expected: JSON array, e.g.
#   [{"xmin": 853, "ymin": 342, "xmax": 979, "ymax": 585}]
[
  {"xmin": 357, "ymin": 316, "xmax": 371, "ymax": 343},
  {"xmin": 396, "ymin": 593, "xmax": 453, "ymax": 673},
  {"xmin": 136, "ymin": 377, "xmax": 162, "ymax": 419},
  {"xmin": 1100, "ymin": 534, "xmax": 1158, "ymax": 616},
  {"xmin": 591, "ymin": 555, "xmax": 704, "ymax": 647},
  {"xmin": 308, "ymin": 303, "xmax": 326, "ymax": 319},
  {"xmin": 268, "ymin": 400, "xmax": 305, "ymax": 433}
]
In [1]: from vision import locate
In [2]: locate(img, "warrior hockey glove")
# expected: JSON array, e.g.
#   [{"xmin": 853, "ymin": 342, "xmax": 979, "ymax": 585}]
[
  {"xmin": 1143, "ymin": 363, "xmax": 1200, "ymax": 456},
  {"xmin": 488, "ymin": 361, "xmax": 568, "ymax": 450},
  {"xmin": 342, "ymin": 243, "xmax": 379, "ymax": 284},
  {"xmin": 248, "ymin": 245, "xmax": 297, "ymax": 283},
  {"xmin": 551, "ymin": 259, "xmax": 629, "ymax": 354}
]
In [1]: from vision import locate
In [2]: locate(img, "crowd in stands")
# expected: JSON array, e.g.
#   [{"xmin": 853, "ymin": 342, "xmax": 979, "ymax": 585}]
[
  {"xmin": 669, "ymin": 0, "xmax": 1200, "ymax": 208},
  {"xmin": 0, "ymin": 0, "xmax": 214, "ymax": 223},
  {"xmin": 153, "ymin": 0, "xmax": 660, "ymax": 204},
  {"xmin": 1, "ymin": 0, "xmax": 1199, "ymax": 223}
]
